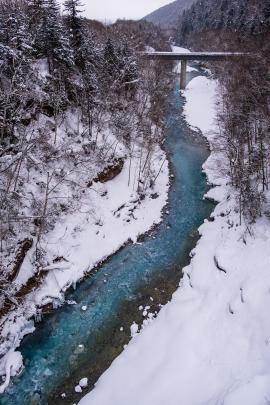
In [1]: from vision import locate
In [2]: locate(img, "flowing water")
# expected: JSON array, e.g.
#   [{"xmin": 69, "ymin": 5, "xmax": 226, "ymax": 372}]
[{"xmin": 0, "ymin": 73, "xmax": 214, "ymax": 405}]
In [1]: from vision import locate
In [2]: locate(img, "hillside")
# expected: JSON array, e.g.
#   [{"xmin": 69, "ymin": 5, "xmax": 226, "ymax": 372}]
[
  {"xmin": 176, "ymin": 0, "xmax": 270, "ymax": 45},
  {"xmin": 144, "ymin": 0, "xmax": 196, "ymax": 28}
]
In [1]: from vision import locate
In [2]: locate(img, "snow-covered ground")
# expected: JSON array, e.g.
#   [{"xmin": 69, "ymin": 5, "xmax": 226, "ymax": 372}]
[
  {"xmin": 0, "ymin": 98, "xmax": 170, "ymax": 391},
  {"xmin": 79, "ymin": 75, "xmax": 270, "ymax": 404},
  {"xmin": 0, "ymin": 138, "xmax": 169, "ymax": 392}
]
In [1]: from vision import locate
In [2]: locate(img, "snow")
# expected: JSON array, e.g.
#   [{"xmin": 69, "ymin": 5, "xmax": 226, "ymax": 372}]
[
  {"xmin": 75, "ymin": 385, "xmax": 82, "ymax": 393},
  {"xmin": 30, "ymin": 140, "xmax": 169, "ymax": 308},
  {"xmin": 0, "ymin": 350, "xmax": 23, "ymax": 394},
  {"xmin": 145, "ymin": 46, "xmax": 155, "ymax": 53},
  {"xmin": 130, "ymin": 322, "xmax": 139, "ymax": 338},
  {"xmin": 0, "ymin": 75, "xmax": 170, "ymax": 388},
  {"xmin": 79, "ymin": 378, "xmax": 88, "ymax": 388},
  {"xmin": 171, "ymin": 46, "xmax": 197, "ymax": 73},
  {"xmin": 33, "ymin": 58, "xmax": 50, "ymax": 79},
  {"xmin": 79, "ymin": 73, "xmax": 270, "ymax": 404},
  {"xmin": 172, "ymin": 45, "xmax": 191, "ymax": 54},
  {"xmin": 183, "ymin": 75, "xmax": 218, "ymax": 134}
]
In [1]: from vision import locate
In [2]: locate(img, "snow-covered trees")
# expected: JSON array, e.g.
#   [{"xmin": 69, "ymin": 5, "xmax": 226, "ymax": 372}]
[
  {"xmin": 174, "ymin": 0, "xmax": 270, "ymax": 223},
  {"xmin": 42, "ymin": 0, "xmax": 74, "ymax": 70},
  {"xmin": 180, "ymin": 1, "xmax": 270, "ymax": 223},
  {"xmin": 0, "ymin": 1, "xmax": 171, "ymax": 297},
  {"xmin": 119, "ymin": 44, "xmax": 139, "ymax": 96},
  {"xmin": 218, "ymin": 50, "xmax": 270, "ymax": 222},
  {"xmin": 64, "ymin": 0, "xmax": 84, "ymax": 65},
  {"xmin": 176, "ymin": 0, "xmax": 270, "ymax": 45},
  {"xmin": 103, "ymin": 38, "xmax": 119, "ymax": 84},
  {"xmin": 101, "ymin": 38, "xmax": 139, "ymax": 98},
  {"xmin": 0, "ymin": 1, "xmax": 34, "ymax": 146}
]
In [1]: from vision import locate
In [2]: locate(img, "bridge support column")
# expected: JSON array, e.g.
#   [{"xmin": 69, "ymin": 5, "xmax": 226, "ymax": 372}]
[{"xmin": 180, "ymin": 60, "xmax": 187, "ymax": 90}]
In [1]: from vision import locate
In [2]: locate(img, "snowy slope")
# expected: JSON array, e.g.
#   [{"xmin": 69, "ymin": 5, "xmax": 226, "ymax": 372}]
[
  {"xmin": 0, "ymin": 69, "xmax": 170, "ymax": 392},
  {"xmin": 0, "ymin": 137, "xmax": 169, "ymax": 392},
  {"xmin": 79, "ymin": 76, "xmax": 270, "ymax": 405}
]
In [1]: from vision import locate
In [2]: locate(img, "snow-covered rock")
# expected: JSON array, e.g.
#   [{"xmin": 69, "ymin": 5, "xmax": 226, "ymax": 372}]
[
  {"xmin": 79, "ymin": 378, "xmax": 88, "ymax": 388},
  {"xmin": 130, "ymin": 322, "xmax": 139, "ymax": 338}
]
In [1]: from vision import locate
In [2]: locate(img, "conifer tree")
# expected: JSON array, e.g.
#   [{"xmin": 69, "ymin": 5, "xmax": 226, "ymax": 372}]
[
  {"xmin": 41, "ymin": 0, "xmax": 74, "ymax": 71},
  {"xmin": 0, "ymin": 5, "xmax": 34, "ymax": 145},
  {"xmin": 103, "ymin": 38, "xmax": 119, "ymax": 79},
  {"xmin": 64, "ymin": 0, "xmax": 84, "ymax": 65},
  {"xmin": 120, "ymin": 44, "xmax": 138, "ymax": 94},
  {"xmin": 27, "ymin": 0, "xmax": 44, "ymax": 28},
  {"xmin": 80, "ymin": 33, "xmax": 99, "ymax": 138}
]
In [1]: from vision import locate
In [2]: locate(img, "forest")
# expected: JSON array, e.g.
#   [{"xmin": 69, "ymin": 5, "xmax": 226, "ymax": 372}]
[
  {"xmin": 176, "ymin": 0, "xmax": 270, "ymax": 223},
  {"xmin": 0, "ymin": 0, "xmax": 171, "ymax": 322}
]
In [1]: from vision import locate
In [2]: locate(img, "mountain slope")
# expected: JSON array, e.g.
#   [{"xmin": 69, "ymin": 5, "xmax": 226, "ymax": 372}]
[
  {"xmin": 144, "ymin": 0, "xmax": 196, "ymax": 28},
  {"xmin": 176, "ymin": 0, "xmax": 270, "ymax": 44}
]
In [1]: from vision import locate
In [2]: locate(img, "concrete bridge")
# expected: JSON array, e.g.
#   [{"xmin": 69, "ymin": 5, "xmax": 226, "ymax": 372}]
[{"xmin": 143, "ymin": 52, "xmax": 246, "ymax": 89}]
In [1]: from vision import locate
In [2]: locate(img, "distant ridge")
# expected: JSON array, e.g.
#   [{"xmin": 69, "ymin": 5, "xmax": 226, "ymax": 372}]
[{"xmin": 144, "ymin": 0, "xmax": 196, "ymax": 28}]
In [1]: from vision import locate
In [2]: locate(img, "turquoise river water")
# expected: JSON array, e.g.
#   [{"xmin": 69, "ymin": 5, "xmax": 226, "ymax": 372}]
[{"xmin": 0, "ymin": 73, "xmax": 214, "ymax": 405}]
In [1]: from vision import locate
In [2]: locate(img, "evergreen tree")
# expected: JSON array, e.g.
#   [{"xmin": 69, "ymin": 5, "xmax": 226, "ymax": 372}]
[
  {"xmin": 80, "ymin": 33, "xmax": 99, "ymax": 137},
  {"xmin": 0, "ymin": 4, "xmax": 34, "ymax": 145},
  {"xmin": 119, "ymin": 44, "xmax": 138, "ymax": 95},
  {"xmin": 27, "ymin": 0, "xmax": 45, "ymax": 29},
  {"xmin": 103, "ymin": 38, "xmax": 119, "ymax": 79},
  {"xmin": 64, "ymin": 0, "xmax": 84, "ymax": 65},
  {"xmin": 41, "ymin": 0, "xmax": 74, "ymax": 71},
  {"xmin": 176, "ymin": 0, "xmax": 270, "ymax": 44}
]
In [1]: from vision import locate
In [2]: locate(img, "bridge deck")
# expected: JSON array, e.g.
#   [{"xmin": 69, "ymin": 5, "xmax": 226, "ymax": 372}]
[{"xmin": 143, "ymin": 52, "xmax": 246, "ymax": 61}]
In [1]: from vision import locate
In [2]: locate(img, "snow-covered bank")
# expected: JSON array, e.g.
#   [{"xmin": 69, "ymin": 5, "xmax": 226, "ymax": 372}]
[
  {"xmin": 0, "ymin": 127, "xmax": 169, "ymax": 391},
  {"xmin": 79, "ymin": 76, "xmax": 270, "ymax": 405}
]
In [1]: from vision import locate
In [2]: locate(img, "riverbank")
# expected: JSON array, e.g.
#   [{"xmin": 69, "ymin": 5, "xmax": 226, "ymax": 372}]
[
  {"xmin": 79, "ymin": 75, "xmax": 270, "ymax": 404},
  {"xmin": 0, "ymin": 128, "xmax": 170, "ymax": 394}
]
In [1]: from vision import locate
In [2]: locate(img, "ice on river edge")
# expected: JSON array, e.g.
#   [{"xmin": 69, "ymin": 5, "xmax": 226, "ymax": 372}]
[
  {"xmin": 79, "ymin": 77, "xmax": 270, "ymax": 404},
  {"xmin": 0, "ymin": 351, "xmax": 23, "ymax": 394}
]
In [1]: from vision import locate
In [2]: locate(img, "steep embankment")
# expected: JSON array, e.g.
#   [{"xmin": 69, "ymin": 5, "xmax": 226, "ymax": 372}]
[
  {"xmin": 0, "ymin": 117, "xmax": 170, "ymax": 394},
  {"xmin": 0, "ymin": 54, "xmax": 170, "ymax": 393}
]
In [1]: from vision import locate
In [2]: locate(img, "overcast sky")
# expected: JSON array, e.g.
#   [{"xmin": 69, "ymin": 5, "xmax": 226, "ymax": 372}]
[{"xmin": 75, "ymin": 0, "xmax": 174, "ymax": 22}]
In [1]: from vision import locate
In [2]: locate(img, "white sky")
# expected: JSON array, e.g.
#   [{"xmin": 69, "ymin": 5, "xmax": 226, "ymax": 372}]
[{"xmin": 75, "ymin": 0, "xmax": 174, "ymax": 22}]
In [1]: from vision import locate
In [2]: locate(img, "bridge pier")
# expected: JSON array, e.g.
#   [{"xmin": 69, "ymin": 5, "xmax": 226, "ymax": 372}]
[{"xmin": 180, "ymin": 60, "xmax": 187, "ymax": 90}]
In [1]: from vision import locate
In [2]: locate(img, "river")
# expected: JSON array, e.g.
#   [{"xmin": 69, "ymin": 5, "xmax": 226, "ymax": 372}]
[{"xmin": 0, "ymin": 71, "xmax": 214, "ymax": 405}]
